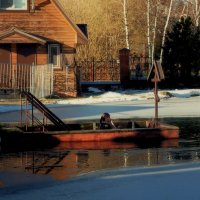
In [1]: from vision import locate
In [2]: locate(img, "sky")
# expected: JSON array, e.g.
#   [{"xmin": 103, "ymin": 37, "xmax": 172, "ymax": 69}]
[{"xmin": 0, "ymin": 88, "xmax": 200, "ymax": 199}]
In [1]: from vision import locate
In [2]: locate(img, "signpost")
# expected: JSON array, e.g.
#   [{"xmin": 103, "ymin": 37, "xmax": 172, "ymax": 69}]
[{"xmin": 147, "ymin": 60, "xmax": 165, "ymax": 127}]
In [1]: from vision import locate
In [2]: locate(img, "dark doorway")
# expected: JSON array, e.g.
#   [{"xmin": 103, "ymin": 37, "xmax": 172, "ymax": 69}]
[
  {"xmin": 0, "ymin": 44, "xmax": 11, "ymax": 64},
  {"xmin": 17, "ymin": 44, "xmax": 36, "ymax": 90},
  {"xmin": 17, "ymin": 44, "xmax": 36, "ymax": 65}
]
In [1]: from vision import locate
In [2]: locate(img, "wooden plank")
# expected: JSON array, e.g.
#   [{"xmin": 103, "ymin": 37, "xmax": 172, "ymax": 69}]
[{"xmin": 147, "ymin": 60, "xmax": 165, "ymax": 81}]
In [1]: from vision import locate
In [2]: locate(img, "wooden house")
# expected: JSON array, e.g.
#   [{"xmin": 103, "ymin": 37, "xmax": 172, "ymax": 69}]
[{"xmin": 0, "ymin": 0, "xmax": 88, "ymax": 97}]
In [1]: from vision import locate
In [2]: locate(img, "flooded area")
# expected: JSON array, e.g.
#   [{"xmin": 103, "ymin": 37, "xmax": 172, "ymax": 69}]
[{"xmin": 0, "ymin": 117, "xmax": 200, "ymax": 187}]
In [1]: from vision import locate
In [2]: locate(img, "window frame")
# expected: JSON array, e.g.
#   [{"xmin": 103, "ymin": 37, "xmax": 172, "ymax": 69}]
[
  {"xmin": 48, "ymin": 44, "xmax": 61, "ymax": 69},
  {"xmin": 0, "ymin": 0, "xmax": 29, "ymax": 11}
]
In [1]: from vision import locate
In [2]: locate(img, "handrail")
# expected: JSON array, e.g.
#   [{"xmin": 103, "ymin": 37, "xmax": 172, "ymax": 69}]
[
  {"xmin": 26, "ymin": 111, "xmax": 48, "ymax": 132},
  {"xmin": 22, "ymin": 91, "xmax": 68, "ymax": 130}
]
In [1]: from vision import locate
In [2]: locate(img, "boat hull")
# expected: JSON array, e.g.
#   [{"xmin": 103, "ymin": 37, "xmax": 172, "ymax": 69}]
[
  {"xmin": 48, "ymin": 124, "xmax": 179, "ymax": 142},
  {"xmin": 0, "ymin": 123, "xmax": 179, "ymax": 152},
  {"xmin": 54, "ymin": 139, "xmax": 179, "ymax": 150}
]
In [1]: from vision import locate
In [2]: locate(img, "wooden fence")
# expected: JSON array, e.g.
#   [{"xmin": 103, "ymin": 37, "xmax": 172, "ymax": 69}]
[{"xmin": 0, "ymin": 64, "xmax": 53, "ymax": 98}]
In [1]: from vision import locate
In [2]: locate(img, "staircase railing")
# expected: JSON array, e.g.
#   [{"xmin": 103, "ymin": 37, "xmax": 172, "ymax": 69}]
[{"xmin": 22, "ymin": 91, "xmax": 68, "ymax": 131}]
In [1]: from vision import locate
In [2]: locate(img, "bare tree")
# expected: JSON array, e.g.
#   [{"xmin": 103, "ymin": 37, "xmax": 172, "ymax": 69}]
[
  {"xmin": 123, "ymin": 0, "xmax": 130, "ymax": 49},
  {"xmin": 160, "ymin": 0, "xmax": 174, "ymax": 64},
  {"xmin": 190, "ymin": 0, "xmax": 200, "ymax": 26},
  {"xmin": 176, "ymin": 0, "xmax": 200, "ymax": 26},
  {"xmin": 147, "ymin": 0, "xmax": 151, "ymax": 65},
  {"xmin": 151, "ymin": 0, "xmax": 161, "ymax": 65},
  {"xmin": 58, "ymin": 0, "xmax": 180, "ymax": 62}
]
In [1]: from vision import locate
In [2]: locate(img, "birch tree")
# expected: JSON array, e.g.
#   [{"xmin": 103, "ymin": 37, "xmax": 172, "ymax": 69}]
[
  {"xmin": 112, "ymin": 0, "xmax": 131, "ymax": 49},
  {"xmin": 146, "ymin": 0, "xmax": 161, "ymax": 66},
  {"xmin": 160, "ymin": 0, "xmax": 174, "ymax": 64},
  {"xmin": 123, "ymin": 0, "xmax": 130, "ymax": 49},
  {"xmin": 190, "ymin": 0, "xmax": 200, "ymax": 26},
  {"xmin": 59, "ymin": 0, "xmax": 176, "ymax": 61},
  {"xmin": 151, "ymin": 0, "xmax": 160, "ymax": 65},
  {"xmin": 177, "ymin": 0, "xmax": 200, "ymax": 26},
  {"xmin": 147, "ymin": 0, "xmax": 151, "ymax": 65}
]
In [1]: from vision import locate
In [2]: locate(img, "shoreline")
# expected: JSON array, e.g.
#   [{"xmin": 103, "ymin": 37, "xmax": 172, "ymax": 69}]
[{"xmin": 0, "ymin": 97, "xmax": 200, "ymax": 123}]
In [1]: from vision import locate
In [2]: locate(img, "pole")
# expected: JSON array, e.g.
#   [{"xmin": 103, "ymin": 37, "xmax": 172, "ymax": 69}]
[
  {"xmin": 26, "ymin": 96, "xmax": 28, "ymax": 131},
  {"xmin": 154, "ymin": 74, "xmax": 158, "ymax": 127},
  {"xmin": 20, "ymin": 93, "xmax": 22, "ymax": 128},
  {"xmin": 32, "ymin": 95, "xmax": 34, "ymax": 127}
]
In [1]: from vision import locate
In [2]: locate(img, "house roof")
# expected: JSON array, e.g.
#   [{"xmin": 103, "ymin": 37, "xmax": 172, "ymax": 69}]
[
  {"xmin": 0, "ymin": 27, "xmax": 47, "ymax": 44},
  {"xmin": 51, "ymin": 0, "xmax": 88, "ymax": 45},
  {"xmin": 0, "ymin": 0, "xmax": 88, "ymax": 46}
]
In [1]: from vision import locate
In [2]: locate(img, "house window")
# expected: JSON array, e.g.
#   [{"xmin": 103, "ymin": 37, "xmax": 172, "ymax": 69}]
[
  {"xmin": 0, "ymin": 0, "xmax": 28, "ymax": 10},
  {"xmin": 48, "ymin": 44, "xmax": 61, "ymax": 68}
]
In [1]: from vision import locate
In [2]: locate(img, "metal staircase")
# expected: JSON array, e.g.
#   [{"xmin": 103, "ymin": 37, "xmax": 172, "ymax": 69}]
[{"xmin": 22, "ymin": 91, "xmax": 68, "ymax": 131}]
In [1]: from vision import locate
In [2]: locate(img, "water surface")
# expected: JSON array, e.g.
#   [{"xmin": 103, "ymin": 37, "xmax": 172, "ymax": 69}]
[{"xmin": 0, "ymin": 117, "xmax": 200, "ymax": 187}]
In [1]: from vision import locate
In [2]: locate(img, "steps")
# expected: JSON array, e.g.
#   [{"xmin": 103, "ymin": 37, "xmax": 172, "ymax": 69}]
[{"xmin": 22, "ymin": 91, "xmax": 68, "ymax": 131}]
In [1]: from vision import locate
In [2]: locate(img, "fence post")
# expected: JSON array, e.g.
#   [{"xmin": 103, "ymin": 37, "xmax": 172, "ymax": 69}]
[{"xmin": 119, "ymin": 48, "xmax": 130, "ymax": 87}]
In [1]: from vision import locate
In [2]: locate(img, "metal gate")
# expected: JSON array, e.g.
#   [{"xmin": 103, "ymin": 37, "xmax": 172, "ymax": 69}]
[
  {"xmin": 129, "ymin": 55, "xmax": 150, "ymax": 80},
  {"xmin": 77, "ymin": 59, "xmax": 120, "ymax": 83}
]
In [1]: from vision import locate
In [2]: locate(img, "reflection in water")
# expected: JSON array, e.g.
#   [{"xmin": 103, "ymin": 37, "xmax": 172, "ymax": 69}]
[
  {"xmin": 1, "ymin": 142, "xmax": 200, "ymax": 182},
  {"xmin": 0, "ymin": 181, "xmax": 4, "ymax": 188},
  {"xmin": 0, "ymin": 117, "xmax": 199, "ymax": 186}
]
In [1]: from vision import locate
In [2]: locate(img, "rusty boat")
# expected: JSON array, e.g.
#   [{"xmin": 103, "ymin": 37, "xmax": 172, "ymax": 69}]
[{"xmin": 0, "ymin": 62, "xmax": 179, "ymax": 147}]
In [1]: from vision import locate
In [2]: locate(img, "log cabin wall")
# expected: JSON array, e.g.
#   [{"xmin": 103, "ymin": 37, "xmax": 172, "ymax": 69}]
[
  {"xmin": 0, "ymin": 0, "xmax": 87, "ymax": 97},
  {"xmin": 36, "ymin": 45, "xmax": 47, "ymax": 65},
  {"xmin": 0, "ymin": 0, "xmax": 78, "ymax": 49}
]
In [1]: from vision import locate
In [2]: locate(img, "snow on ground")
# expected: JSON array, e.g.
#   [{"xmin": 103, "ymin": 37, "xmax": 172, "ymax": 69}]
[
  {"xmin": 0, "ymin": 88, "xmax": 199, "ymax": 122},
  {"xmin": 0, "ymin": 88, "xmax": 200, "ymax": 113},
  {"xmin": 56, "ymin": 88, "xmax": 200, "ymax": 105}
]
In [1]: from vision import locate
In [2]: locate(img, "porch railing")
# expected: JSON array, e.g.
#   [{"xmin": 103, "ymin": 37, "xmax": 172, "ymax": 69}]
[{"xmin": 0, "ymin": 64, "xmax": 53, "ymax": 98}]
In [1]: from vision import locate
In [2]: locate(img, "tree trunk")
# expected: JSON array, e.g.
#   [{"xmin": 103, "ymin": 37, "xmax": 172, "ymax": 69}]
[
  {"xmin": 160, "ymin": 0, "xmax": 174, "ymax": 64},
  {"xmin": 123, "ymin": 0, "xmax": 130, "ymax": 49},
  {"xmin": 193, "ymin": 0, "xmax": 200, "ymax": 26},
  {"xmin": 147, "ymin": 0, "xmax": 151, "ymax": 68},
  {"xmin": 151, "ymin": 1, "xmax": 159, "ymax": 65}
]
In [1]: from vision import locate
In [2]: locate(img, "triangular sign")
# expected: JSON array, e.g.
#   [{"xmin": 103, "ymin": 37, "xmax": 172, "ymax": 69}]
[{"xmin": 147, "ymin": 60, "xmax": 165, "ymax": 82}]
